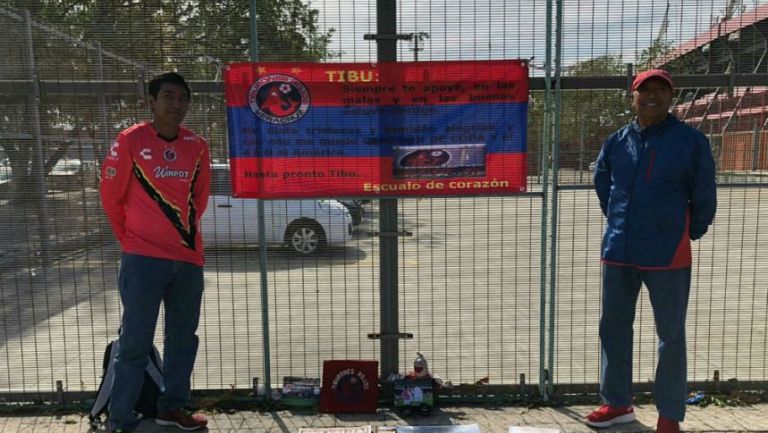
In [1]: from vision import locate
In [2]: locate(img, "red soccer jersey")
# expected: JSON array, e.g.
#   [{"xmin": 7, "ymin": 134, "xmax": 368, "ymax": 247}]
[{"xmin": 100, "ymin": 122, "xmax": 211, "ymax": 265}]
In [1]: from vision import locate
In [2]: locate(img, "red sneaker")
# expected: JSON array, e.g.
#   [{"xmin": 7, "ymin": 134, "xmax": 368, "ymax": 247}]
[
  {"xmin": 155, "ymin": 409, "xmax": 208, "ymax": 431},
  {"xmin": 584, "ymin": 404, "xmax": 636, "ymax": 428},
  {"xmin": 656, "ymin": 416, "xmax": 680, "ymax": 433}
]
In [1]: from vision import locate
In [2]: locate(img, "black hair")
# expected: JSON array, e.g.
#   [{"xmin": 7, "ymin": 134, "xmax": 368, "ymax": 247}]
[{"xmin": 148, "ymin": 72, "xmax": 191, "ymax": 99}]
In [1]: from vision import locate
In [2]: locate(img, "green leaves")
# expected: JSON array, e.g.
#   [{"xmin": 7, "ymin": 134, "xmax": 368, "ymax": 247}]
[{"xmin": 10, "ymin": 0, "xmax": 335, "ymax": 76}]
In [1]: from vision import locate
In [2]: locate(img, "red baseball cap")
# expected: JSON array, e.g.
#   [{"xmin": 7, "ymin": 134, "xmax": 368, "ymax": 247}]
[{"xmin": 632, "ymin": 69, "xmax": 674, "ymax": 92}]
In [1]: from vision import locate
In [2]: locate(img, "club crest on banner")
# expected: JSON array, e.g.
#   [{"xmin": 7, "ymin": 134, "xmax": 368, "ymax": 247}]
[{"xmin": 248, "ymin": 74, "xmax": 310, "ymax": 124}]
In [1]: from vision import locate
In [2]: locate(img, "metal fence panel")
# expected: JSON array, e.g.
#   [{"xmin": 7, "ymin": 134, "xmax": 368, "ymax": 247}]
[{"xmin": 0, "ymin": 0, "xmax": 766, "ymax": 402}]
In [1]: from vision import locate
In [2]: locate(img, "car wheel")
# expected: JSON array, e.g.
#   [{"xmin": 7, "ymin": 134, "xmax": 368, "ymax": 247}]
[{"xmin": 286, "ymin": 221, "xmax": 326, "ymax": 254}]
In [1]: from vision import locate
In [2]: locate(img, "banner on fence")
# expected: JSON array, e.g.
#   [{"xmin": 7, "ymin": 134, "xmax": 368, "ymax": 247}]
[{"xmin": 224, "ymin": 60, "xmax": 528, "ymax": 198}]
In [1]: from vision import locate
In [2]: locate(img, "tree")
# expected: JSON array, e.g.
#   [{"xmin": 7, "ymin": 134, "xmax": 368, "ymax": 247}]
[
  {"xmin": 556, "ymin": 55, "xmax": 634, "ymax": 169},
  {"xmin": 1, "ymin": 0, "xmax": 334, "ymax": 201},
  {"xmin": 13, "ymin": 0, "xmax": 335, "ymax": 75},
  {"xmin": 636, "ymin": 39, "xmax": 676, "ymax": 72},
  {"xmin": 179, "ymin": 0, "xmax": 335, "ymax": 70}
]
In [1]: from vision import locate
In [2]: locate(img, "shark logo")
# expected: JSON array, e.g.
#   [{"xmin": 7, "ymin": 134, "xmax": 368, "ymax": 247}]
[{"xmin": 248, "ymin": 74, "xmax": 310, "ymax": 124}]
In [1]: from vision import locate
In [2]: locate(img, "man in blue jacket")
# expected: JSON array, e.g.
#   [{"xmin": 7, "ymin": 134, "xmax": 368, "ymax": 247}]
[{"xmin": 584, "ymin": 69, "xmax": 717, "ymax": 433}]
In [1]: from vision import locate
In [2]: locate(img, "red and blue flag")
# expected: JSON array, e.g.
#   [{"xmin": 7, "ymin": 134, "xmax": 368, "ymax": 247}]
[{"xmin": 223, "ymin": 60, "xmax": 528, "ymax": 198}]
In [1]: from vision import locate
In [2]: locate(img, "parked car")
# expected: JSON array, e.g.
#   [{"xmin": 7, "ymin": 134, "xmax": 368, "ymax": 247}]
[
  {"xmin": 0, "ymin": 156, "xmax": 11, "ymax": 197},
  {"xmin": 201, "ymin": 164, "xmax": 353, "ymax": 254},
  {"xmin": 48, "ymin": 157, "xmax": 98, "ymax": 190}
]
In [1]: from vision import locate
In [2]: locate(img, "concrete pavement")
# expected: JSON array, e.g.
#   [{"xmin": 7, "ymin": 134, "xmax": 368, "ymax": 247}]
[{"xmin": 2, "ymin": 403, "xmax": 768, "ymax": 433}]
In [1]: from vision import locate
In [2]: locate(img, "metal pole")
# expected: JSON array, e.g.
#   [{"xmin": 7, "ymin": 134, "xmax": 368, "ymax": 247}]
[
  {"xmin": 578, "ymin": 116, "xmax": 584, "ymax": 183},
  {"xmin": 95, "ymin": 42, "xmax": 109, "ymax": 165},
  {"xmin": 249, "ymin": 0, "xmax": 271, "ymax": 399},
  {"xmin": 538, "ymin": 0, "xmax": 553, "ymax": 400},
  {"xmin": 24, "ymin": 9, "xmax": 50, "ymax": 263},
  {"xmin": 547, "ymin": 0, "xmax": 564, "ymax": 398},
  {"xmin": 751, "ymin": 121, "xmax": 760, "ymax": 172},
  {"xmin": 377, "ymin": 0, "xmax": 400, "ymax": 384},
  {"xmin": 250, "ymin": 0, "xmax": 259, "ymax": 62}
]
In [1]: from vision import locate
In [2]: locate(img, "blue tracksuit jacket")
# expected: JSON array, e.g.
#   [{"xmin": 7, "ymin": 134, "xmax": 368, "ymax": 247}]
[{"xmin": 594, "ymin": 115, "xmax": 717, "ymax": 269}]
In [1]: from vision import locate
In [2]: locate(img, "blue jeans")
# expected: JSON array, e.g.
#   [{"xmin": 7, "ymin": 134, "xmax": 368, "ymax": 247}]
[
  {"xmin": 109, "ymin": 253, "xmax": 204, "ymax": 431},
  {"xmin": 599, "ymin": 264, "xmax": 691, "ymax": 421}
]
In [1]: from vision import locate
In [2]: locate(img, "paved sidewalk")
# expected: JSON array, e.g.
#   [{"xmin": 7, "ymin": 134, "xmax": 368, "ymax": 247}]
[{"xmin": 2, "ymin": 404, "xmax": 768, "ymax": 433}]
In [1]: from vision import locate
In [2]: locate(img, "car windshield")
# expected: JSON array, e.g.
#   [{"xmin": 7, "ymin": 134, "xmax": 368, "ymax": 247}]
[{"xmin": 50, "ymin": 158, "xmax": 81, "ymax": 175}]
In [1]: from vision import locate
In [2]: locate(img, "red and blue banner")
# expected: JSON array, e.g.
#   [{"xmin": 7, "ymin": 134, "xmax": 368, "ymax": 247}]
[{"xmin": 223, "ymin": 60, "xmax": 528, "ymax": 198}]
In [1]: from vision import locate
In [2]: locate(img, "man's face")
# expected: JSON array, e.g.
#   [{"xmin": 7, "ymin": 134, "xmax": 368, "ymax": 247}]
[
  {"xmin": 149, "ymin": 82, "xmax": 190, "ymax": 127},
  {"xmin": 632, "ymin": 78, "xmax": 673, "ymax": 127}
]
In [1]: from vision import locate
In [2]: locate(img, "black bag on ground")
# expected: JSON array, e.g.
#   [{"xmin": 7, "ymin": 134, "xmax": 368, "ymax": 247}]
[{"xmin": 88, "ymin": 338, "xmax": 164, "ymax": 427}]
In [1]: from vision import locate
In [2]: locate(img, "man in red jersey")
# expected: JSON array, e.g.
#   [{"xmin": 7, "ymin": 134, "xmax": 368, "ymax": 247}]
[{"xmin": 101, "ymin": 72, "xmax": 211, "ymax": 433}]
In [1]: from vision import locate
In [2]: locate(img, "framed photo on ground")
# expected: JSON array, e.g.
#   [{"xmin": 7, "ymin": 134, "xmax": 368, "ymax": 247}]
[{"xmin": 319, "ymin": 360, "xmax": 379, "ymax": 413}]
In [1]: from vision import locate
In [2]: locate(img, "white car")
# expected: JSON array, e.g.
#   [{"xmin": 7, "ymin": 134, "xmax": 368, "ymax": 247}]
[
  {"xmin": 201, "ymin": 165, "xmax": 353, "ymax": 254},
  {"xmin": 48, "ymin": 157, "xmax": 99, "ymax": 190},
  {"xmin": 0, "ymin": 157, "xmax": 11, "ymax": 187}
]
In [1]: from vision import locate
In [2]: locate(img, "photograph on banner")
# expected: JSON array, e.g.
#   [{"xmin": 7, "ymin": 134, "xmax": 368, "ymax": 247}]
[{"xmin": 223, "ymin": 61, "xmax": 528, "ymax": 199}]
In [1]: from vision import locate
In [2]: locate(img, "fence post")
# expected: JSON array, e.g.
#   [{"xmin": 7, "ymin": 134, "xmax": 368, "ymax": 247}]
[
  {"xmin": 376, "ymin": 0, "xmax": 400, "ymax": 389},
  {"xmin": 546, "ymin": 0, "xmax": 564, "ymax": 399},
  {"xmin": 539, "ymin": 0, "xmax": 554, "ymax": 401},
  {"xmin": 249, "ymin": 0, "xmax": 273, "ymax": 400},
  {"xmin": 752, "ymin": 121, "xmax": 760, "ymax": 172},
  {"xmin": 24, "ymin": 9, "xmax": 51, "ymax": 263},
  {"xmin": 95, "ymin": 42, "xmax": 109, "ymax": 165}
]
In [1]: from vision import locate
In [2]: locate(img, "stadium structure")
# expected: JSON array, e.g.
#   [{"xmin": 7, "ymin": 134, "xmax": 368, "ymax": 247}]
[{"xmin": 658, "ymin": 4, "xmax": 767, "ymax": 172}]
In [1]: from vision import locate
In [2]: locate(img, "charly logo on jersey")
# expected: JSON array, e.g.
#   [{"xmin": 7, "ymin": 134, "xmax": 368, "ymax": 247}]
[
  {"xmin": 109, "ymin": 141, "xmax": 120, "ymax": 159},
  {"xmin": 140, "ymin": 148, "xmax": 152, "ymax": 160},
  {"xmin": 163, "ymin": 148, "xmax": 177, "ymax": 162},
  {"xmin": 248, "ymin": 74, "xmax": 310, "ymax": 124}
]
